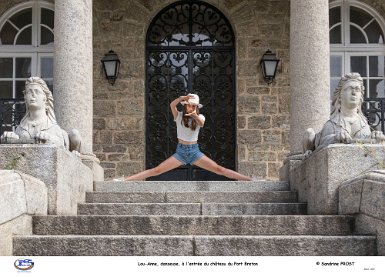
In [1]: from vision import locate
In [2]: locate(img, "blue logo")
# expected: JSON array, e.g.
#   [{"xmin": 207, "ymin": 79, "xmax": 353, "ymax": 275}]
[{"xmin": 14, "ymin": 258, "xmax": 34, "ymax": 271}]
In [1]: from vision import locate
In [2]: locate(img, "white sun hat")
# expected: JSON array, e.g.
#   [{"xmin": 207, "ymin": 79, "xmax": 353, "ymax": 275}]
[{"xmin": 181, "ymin": 93, "xmax": 203, "ymax": 108}]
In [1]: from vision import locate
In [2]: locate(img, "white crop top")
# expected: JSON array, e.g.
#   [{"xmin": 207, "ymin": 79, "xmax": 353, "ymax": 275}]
[{"xmin": 174, "ymin": 111, "xmax": 205, "ymax": 142}]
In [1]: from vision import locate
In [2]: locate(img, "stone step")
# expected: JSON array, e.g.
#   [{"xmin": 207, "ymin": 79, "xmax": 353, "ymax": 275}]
[
  {"xmin": 85, "ymin": 191, "xmax": 298, "ymax": 203},
  {"xmin": 32, "ymin": 215, "xmax": 354, "ymax": 236},
  {"xmin": 78, "ymin": 203, "xmax": 307, "ymax": 215},
  {"xmin": 13, "ymin": 235, "xmax": 376, "ymax": 256},
  {"xmin": 94, "ymin": 180, "xmax": 289, "ymax": 192}
]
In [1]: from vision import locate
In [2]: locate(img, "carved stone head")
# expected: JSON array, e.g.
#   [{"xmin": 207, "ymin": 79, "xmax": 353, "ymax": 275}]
[
  {"xmin": 22, "ymin": 77, "xmax": 56, "ymax": 124},
  {"xmin": 331, "ymin": 72, "xmax": 365, "ymax": 118}
]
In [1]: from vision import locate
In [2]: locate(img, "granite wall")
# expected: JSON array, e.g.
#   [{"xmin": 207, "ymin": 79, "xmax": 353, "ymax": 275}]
[{"xmin": 92, "ymin": 0, "xmax": 291, "ymax": 180}]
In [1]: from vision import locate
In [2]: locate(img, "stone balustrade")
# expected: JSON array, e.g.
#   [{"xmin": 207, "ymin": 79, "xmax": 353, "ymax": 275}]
[
  {"xmin": 339, "ymin": 170, "xmax": 385, "ymax": 255},
  {"xmin": 0, "ymin": 145, "xmax": 93, "ymax": 215},
  {"xmin": 285, "ymin": 144, "xmax": 385, "ymax": 215}
]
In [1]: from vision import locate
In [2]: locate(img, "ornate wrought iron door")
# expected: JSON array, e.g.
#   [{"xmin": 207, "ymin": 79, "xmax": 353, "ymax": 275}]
[{"xmin": 146, "ymin": 0, "xmax": 235, "ymax": 180}]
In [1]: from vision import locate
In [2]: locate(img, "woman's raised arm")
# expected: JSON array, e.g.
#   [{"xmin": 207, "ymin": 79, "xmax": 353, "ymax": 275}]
[{"xmin": 169, "ymin": 95, "xmax": 194, "ymax": 120}]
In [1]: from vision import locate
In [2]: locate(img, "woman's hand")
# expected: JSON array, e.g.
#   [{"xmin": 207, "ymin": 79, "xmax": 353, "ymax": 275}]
[
  {"xmin": 179, "ymin": 95, "xmax": 194, "ymax": 102},
  {"xmin": 171, "ymin": 95, "xmax": 193, "ymax": 120},
  {"xmin": 185, "ymin": 108, "xmax": 204, "ymax": 127},
  {"xmin": 185, "ymin": 110, "xmax": 198, "ymax": 119}
]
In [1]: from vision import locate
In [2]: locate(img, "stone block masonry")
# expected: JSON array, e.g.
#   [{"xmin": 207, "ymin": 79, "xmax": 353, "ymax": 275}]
[
  {"xmin": 0, "ymin": 145, "xmax": 93, "ymax": 215},
  {"xmin": 12, "ymin": 180, "xmax": 377, "ymax": 256},
  {"xmin": 92, "ymin": 0, "xmax": 290, "ymax": 180},
  {"xmin": 289, "ymin": 144, "xmax": 385, "ymax": 215},
  {"xmin": 0, "ymin": 170, "xmax": 47, "ymax": 255},
  {"xmin": 339, "ymin": 170, "xmax": 385, "ymax": 255}
]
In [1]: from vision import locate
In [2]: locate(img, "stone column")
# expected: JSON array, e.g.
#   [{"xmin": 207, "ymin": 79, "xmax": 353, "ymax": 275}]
[
  {"xmin": 289, "ymin": 0, "xmax": 330, "ymax": 154},
  {"xmin": 54, "ymin": 0, "xmax": 93, "ymax": 154}
]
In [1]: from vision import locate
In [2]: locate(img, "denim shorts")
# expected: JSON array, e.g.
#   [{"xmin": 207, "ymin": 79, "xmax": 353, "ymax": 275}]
[{"xmin": 172, "ymin": 143, "xmax": 204, "ymax": 165}]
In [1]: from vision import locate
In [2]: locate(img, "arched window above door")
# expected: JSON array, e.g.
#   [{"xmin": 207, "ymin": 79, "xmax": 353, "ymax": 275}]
[
  {"xmin": 0, "ymin": 1, "xmax": 54, "ymax": 98},
  {"xmin": 330, "ymin": 2, "xmax": 384, "ymax": 45},
  {"xmin": 0, "ymin": 2, "xmax": 54, "ymax": 47}
]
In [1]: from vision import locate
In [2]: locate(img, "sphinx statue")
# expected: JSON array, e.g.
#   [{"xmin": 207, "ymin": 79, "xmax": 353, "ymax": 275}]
[
  {"xmin": 1, "ymin": 77, "xmax": 81, "ymax": 152},
  {"xmin": 303, "ymin": 72, "xmax": 385, "ymax": 154}
]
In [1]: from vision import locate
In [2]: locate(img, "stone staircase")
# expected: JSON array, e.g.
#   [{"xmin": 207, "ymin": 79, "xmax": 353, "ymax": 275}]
[{"xmin": 13, "ymin": 181, "xmax": 377, "ymax": 255}]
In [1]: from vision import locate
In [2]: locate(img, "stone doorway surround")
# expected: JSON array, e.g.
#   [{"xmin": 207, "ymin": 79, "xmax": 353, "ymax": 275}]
[
  {"xmin": 145, "ymin": 0, "xmax": 236, "ymax": 181},
  {"xmin": 91, "ymin": 0, "xmax": 291, "ymax": 180}
]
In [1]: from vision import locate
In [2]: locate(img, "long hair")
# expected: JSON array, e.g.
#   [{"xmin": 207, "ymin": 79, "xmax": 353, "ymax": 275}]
[
  {"xmin": 181, "ymin": 104, "xmax": 200, "ymax": 131},
  {"xmin": 21, "ymin": 77, "xmax": 56, "ymax": 124},
  {"xmin": 331, "ymin": 72, "xmax": 366, "ymax": 119}
]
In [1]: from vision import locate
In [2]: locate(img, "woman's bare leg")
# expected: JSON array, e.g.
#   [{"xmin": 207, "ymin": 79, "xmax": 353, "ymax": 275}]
[
  {"xmin": 125, "ymin": 156, "xmax": 183, "ymax": 181},
  {"xmin": 193, "ymin": 155, "xmax": 252, "ymax": 181}
]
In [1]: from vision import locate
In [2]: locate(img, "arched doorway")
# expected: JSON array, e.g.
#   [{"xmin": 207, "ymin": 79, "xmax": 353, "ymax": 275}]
[{"xmin": 145, "ymin": 0, "xmax": 236, "ymax": 180}]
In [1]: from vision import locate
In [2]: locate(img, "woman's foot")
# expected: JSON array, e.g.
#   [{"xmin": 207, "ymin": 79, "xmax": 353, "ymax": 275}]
[
  {"xmin": 113, "ymin": 176, "xmax": 125, "ymax": 182},
  {"xmin": 251, "ymin": 176, "xmax": 264, "ymax": 181}
]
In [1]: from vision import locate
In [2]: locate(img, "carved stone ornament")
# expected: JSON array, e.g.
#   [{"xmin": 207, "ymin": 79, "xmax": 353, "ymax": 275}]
[
  {"xmin": 303, "ymin": 73, "xmax": 385, "ymax": 154},
  {"xmin": 0, "ymin": 77, "xmax": 82, "ymax": 153}
]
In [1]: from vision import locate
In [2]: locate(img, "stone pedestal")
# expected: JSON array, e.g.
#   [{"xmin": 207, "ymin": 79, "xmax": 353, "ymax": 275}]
[
  {"xmin": 279, "ymin": 154, "xmax": 303, "ymax": 182},
  {"xmin": 0, "ymin": 145, "xmax": 93, "ymax": 215},
  {"xmin": 289, "ymin": 0, "xmax": 330, "ymax": 154},
  {"xmin": 288, "ymin": 144, "xmax": 385, "ymax": 214},
  {"xmin": 82, "ymin": 158, "xmax": 105, "ymax": 182},
  {"xmin": 0, "ymin": 170, "xmax": 47, "ymax": 255}
]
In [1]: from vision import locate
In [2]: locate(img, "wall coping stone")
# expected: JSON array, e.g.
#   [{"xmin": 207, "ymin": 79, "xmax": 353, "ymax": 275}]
[{"xmin": 0, "ymin": 145, "xmax": 93, "ymax": 215}]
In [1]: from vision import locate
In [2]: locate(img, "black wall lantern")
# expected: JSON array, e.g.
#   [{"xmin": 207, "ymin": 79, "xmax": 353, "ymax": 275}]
[
  {"xmin": 260, "ymin": 49, "xmax": 280, "ymax": 84},
  {"xmin": 101, "ymin": 50, "xmax": 120, "ymax": 85}
]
